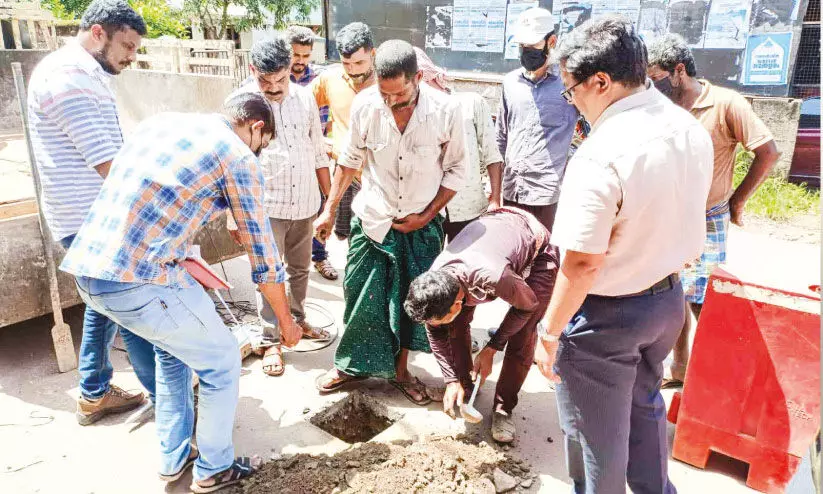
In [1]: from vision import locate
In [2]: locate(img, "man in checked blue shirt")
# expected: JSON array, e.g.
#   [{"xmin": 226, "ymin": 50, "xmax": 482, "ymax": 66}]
[{"xmin": 61, "ymin": 93, "xmax": 301, "ymax": 492}]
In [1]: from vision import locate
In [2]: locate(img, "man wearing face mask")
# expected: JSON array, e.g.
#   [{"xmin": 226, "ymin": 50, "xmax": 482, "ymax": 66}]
[
  {"xmin": 61, "ymin": 92, "xmax": 301, "ymax": 491},
  {"xmin": 534, "ymin": 17, "xmax": 713, "ymax": 493},
  {"xmin": 496, "ymin": 7, "xmax": 579, "ymax": 232},
  {"xmin": 227, "ymin": 36, "xmax": 332, "ymax": 378},
  {"xmin": 313, "ymin": 40, "xmax": 466, "ymax": 406},
  {"xmin": 311, "ymin": 22, "xmax": 378, "ymax": 241},
  {"xmin": 647, "ymin": 34, "xmax": 779, "ymax": 389},
  {"xmin": 27, "ymin": 0, "xmax": 156, "ymax": 425}
]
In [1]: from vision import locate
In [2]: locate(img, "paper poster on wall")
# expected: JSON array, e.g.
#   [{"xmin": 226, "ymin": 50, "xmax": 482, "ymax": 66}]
[
  {"xmin": 504, "ymin": 1, "xmax": 539, "ymax": 59},
  {"xmin": 426, "ymin": 5, "xmax": 453, "ymax": 48},
  {"xmin": 742, "ymin": 32, "xmax": 792, "ymax": 85},
  {"xmin": 750, "ymin": 0, "xmax": 798, "ymax": 29},
  {"xmin": 554, "ymin": 0, "xmax": 594, "ymax": 35},
  {"xmin": 590, "ymin": 0, "xmax": 642, "ymax": 23},
  {"xmin": 451, "ymin": 0, "xmax": 508, "ymax": 52},
  {"xmin": 668, "ymin": 0, "xmax": 710, "ymax": 47},
  {"xmin": 703, "ymin": 0, "xmax": 751, "ymax": 49},
  {"xmin": 637, "ymin": 0, "xmax": 670, "ymax": 44}
]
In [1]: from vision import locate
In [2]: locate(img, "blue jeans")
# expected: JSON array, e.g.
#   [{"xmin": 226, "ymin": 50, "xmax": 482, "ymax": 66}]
[
  {"xmin": 74, "ymin": 277, "xmax": 240, "ymax": 480},
  {"xmin": 312, "ymin": 196, "xmax": 328, "ymax": 262},
  {"xmin": 60, "ymin": 235, "xmax": 156, "ymax": 401},
  {"xmin": 555, "ymin": 283, "xmax": 683, "ymax": 494}
]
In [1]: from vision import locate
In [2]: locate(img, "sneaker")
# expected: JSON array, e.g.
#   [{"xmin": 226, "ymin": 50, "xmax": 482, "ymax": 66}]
[
  {"xmin": 76, "ymin": 384, "xmax": 145, "ymax": 426},
  {"xmin": 491, "ymin": 410, "xmax": 516, "ymax": 444}
]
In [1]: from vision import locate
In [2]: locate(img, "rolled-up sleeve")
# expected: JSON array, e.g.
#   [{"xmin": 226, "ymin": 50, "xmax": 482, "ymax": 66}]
[
  {"xmin": 439, "ymin": 102, "xmax": 467, "ymax": 191},
  {"xmin": 551, "ymin": 156, "xmax": 621, "ymax": 255},
  {"xmin": 338, "ymin": 100, "xmax": 367, "ymax": 171},
  {"xmin": 222, "ymin": 155, "xmax": 285, "ymax": 284}
]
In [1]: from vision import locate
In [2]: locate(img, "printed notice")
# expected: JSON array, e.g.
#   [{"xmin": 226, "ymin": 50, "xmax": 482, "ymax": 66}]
[
  {"xmin": 638, "ymin": 0, "xmax": 670, "ymax": 44},
  {"xmin": 504, "ymin": 1, "xmax": 538, "ymax": 59},
  {"xmin": 742, "ymin": 33, "xmax": 792, "ymax": 85},
  {"xmin": 426, "ymin": 5, "xmax": 453, "ymax": 48},
  {"xmin": 704, "ymin": 0, "xmax": 751, "ymax": 49},
  {"xmin": 590, "ymin": 0, "xmax": 642, "ymax": 23},
  {"xmin": 451, "ymin": 0, "xmax": 508, "ymax": 53}
]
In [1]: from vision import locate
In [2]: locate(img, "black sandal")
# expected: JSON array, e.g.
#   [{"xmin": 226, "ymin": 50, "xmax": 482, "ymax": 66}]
[
  {"xmin": 190, "ymin": 456, "xmax": 258, "ymax": 493},
  {"xmin": 158, "ymin": 445, "xmax": 198, "ymax": 482}
]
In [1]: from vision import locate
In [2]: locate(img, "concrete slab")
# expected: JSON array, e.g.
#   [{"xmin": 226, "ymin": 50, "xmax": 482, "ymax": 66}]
[{"xmin": 0, "ymin": 232, "xmax": 816, "ymax": 493}]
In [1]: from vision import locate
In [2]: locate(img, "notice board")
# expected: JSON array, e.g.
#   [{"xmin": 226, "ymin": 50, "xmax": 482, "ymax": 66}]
[{"xmin": 325, "ymin": 0, "xmax": 810, "ymax": 96}]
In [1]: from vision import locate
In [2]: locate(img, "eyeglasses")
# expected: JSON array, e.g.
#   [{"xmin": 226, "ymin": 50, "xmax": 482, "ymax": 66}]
[{"xmin": 560, "ymin": 76, "xmax": 590, "ymax": 104}]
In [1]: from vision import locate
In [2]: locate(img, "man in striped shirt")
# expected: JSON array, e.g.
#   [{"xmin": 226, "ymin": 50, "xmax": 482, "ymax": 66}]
[
  {"xmin": 27, "ymin": 0, "xmax": 155, "ymax": 425},
  {"xmin": 61, "ymin": 93, "xmax": 300, "ymax": 490},
  {"xmin": 228, "ymin": 36, "xmax": 332, "ymax": 377}
]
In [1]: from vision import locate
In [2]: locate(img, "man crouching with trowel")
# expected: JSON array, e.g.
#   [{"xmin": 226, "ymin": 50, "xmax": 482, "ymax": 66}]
[
  {"xmin": 404, "ymin": 208, "xmax": 558, "ymax": 444},
  {"xmin": 60, "ymin": 92, "xmax": 301, "ymax": 493}
]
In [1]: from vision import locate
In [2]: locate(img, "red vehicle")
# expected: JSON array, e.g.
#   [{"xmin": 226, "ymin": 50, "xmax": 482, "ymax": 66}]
[{"xmin": 789, "ymin": 97, "xmax": 820, "ymax": 187}]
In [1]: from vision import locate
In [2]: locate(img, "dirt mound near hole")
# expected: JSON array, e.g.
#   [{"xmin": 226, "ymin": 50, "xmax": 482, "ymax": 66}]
[{"xmin": 230, "ymin": 436, "xmax": 536, "ymax": 493}]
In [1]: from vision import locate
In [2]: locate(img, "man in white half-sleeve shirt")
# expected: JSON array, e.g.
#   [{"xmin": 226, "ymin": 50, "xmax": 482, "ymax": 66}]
[{"xmin": 533, "ymin": 16, "xmax": 713, "ymax": 494}]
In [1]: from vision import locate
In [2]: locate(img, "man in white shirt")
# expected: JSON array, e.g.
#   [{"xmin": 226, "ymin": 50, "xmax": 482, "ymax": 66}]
[
  {"xmin": 228, "ymin": 37, "xmax": 332, "ymax": 377},
  {"xmin": 533, "ymin": 17, "xmax": 713, "ymax": 493},
  {"xmin": 313, "ymin": 40, "xmax": 466, "ymax": 405}
]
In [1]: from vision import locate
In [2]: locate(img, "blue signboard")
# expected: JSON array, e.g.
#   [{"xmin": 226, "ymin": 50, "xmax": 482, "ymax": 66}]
[{"xmin": 742, "ymin": 32, "xmax": 793, "ymax": 86}]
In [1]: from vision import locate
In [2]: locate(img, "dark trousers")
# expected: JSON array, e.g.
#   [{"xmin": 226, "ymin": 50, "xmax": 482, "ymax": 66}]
[
  {"xmin": 555, "ymin": 284, "xmax": 683, "ymax": 494},
  {"xmin": 437, "ymin": 250, "xmax": 555, "ymax": 413},
  {"xmin": 312, "ymin": 197, "xmax": 328, "ymax": 262},
  {"xmin": 503, "ymin": 200, "xmax": 558, "ymax": 233}
]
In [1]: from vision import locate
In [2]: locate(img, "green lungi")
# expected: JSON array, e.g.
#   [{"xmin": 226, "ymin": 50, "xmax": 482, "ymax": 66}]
[{"xmin": 334, "ymin": 216, "xmax": 445, "ymax": 379}]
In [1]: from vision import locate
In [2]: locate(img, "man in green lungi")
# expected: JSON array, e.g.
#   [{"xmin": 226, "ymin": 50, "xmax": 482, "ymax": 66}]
[{"xmin": 313, "ymin": 39, "xmax": 466, "ymax": 405}]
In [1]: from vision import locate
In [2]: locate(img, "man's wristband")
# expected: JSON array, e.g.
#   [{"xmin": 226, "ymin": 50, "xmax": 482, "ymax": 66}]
[{"xmin": 540, "ymin": 332, "xmax": 561, "ymax": 343}]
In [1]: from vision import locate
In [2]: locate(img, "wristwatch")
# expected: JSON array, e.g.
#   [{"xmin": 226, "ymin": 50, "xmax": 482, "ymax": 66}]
[{"xmin": 540, "ymin": 332, "xmax": 561, "ymax": 343}]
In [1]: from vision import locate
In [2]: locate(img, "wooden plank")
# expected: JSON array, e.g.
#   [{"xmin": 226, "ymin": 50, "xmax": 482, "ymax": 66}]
[{"xmin": 0, "ymin": 199, "xmax": 37, "ymax": 220}]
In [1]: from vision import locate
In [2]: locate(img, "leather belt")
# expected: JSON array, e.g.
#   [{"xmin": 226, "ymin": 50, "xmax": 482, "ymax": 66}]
[{"xmin": 613, "ymin": 273, "xmax": 680, "ymax": 299}]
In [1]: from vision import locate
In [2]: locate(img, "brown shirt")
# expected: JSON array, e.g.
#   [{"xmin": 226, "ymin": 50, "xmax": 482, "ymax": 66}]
[
  {"xmin": 431, "ymin": 207, "xmax": 557, "ymax": 348},
  {"xmin": 690, "ymin": 80, "xmax": 774, "ymax": 209}
]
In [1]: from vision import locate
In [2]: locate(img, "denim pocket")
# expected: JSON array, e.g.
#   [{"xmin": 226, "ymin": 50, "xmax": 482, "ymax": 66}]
[{"xmin": 105, "ymin": 297, "xmax": 178, "ymax": 342}]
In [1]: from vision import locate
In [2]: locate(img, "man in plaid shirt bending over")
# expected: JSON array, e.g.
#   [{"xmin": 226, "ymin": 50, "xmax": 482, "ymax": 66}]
[{"xmin": 60, "ymin": 93, "xmax": 300, "ymax": 493}]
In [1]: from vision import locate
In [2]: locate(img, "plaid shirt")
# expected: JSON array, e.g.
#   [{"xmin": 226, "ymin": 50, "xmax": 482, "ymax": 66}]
[{"xmin": 60, "ymin": 112, "xmax": 285, "ymax": 287}]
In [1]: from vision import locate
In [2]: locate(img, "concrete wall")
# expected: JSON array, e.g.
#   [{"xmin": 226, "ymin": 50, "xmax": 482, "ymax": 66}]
[
  {"xmin": 449, "ymin": 73, "xmax": 801, "ymax": 179},
  {"xmin": 0, "ymin": 49, "xmax": 49, "ymax": 133}
]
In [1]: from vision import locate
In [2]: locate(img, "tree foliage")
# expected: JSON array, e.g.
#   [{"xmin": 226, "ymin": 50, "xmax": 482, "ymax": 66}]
[
  {"xmin": 41, "ymin": 0, "xmax": 188, "ymax": 38},
  {"xmin": 183, "ymin": 0, "xmax": 316, "ymax": 39}
]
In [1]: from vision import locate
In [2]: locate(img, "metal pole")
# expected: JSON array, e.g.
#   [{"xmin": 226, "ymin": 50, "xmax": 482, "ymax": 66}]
[{"xmin": 11, "ymin": 62, "xmax": 77, "ymax": 373}]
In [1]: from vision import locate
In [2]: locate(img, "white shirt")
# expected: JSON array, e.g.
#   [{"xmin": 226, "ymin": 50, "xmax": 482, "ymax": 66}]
[
  {"xmin": 552, "ymin": 83, "xmax": 714, "ymax": 296},
  {"xmin": 446, "ymin": 92, "xmax": 503, "ymax": 223},
  {"xmin": 229, "ymin": 82, "xmax": 329, "ymax": 220},
  {"xmin": 27, "ymin": 41, "xmax": 122, "ymax": 240},
  {"xmin": 340, "ymin": 84, "xmax": 467, "ymax": 243}
]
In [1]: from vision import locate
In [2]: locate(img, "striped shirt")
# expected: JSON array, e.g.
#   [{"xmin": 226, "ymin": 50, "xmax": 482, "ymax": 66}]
[
  {"xmin": 60, "ymin": 113, "xmax": 285, "ymax": 287},
  {"xmin": 27, "ymin": 41, "xmax": 123, "ymax": 240},
  {"xmin": 291, "ymin": 64, "xmax": 329, "ymax": 129},
  {"xmin": 229, "ymin": 82, "xmax": 329, "ymax": 220}
]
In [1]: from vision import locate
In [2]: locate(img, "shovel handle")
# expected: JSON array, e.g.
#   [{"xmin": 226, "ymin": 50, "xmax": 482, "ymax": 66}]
[{"xmin": 467, "ymin": 374, "xmax": 481, "ymax": 409}]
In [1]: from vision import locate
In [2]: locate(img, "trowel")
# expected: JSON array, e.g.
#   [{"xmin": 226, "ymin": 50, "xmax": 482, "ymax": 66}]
[{"xmin": 460, "ymin": 375, "xmax": 483, "ymax": 423}]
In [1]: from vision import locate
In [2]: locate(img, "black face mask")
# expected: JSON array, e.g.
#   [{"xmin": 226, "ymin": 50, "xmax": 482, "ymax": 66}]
[
  {"xmin": 520, "ymin": 46, "xmax": 548, "ymax": 72},
  {"xmin": 654, "ymin": 76, "xmax": 674, "ymax": 98}
]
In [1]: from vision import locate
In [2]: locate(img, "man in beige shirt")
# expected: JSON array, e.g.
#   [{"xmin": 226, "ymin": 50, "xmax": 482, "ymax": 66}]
[
  {"xmin": 647, "ymin": 34, "xmax": 779, "ymax": 387},
  {"xmin": 534, "ymin": 17, "xmax": 712, "ymax": 493},
  {"xmin": 313, "ymin": 40, "xmax": 466, "ymax": 405}
]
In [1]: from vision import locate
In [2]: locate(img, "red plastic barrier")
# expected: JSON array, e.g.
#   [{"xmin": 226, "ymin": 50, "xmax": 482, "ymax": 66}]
[{"xmin": 669, "ymin": 267, "xmax": 820, "ymax": 493}]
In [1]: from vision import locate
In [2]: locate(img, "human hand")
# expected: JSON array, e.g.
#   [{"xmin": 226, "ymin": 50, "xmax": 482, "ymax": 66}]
[
  {"xmin": 442, "ymin": 381, "xmax": 465, "ymax": 419},
  {"xmin": 487, "ymin": 196, "xmax": 502, "ymax": 212},
  {"xmin": 391, "ymin": 213, "xmax": 430, "ymax": 233},
  {"xmin": 730, "ymin": 197, "xmax": 745, "ymax": 226},
  {"xmin": 279, "ymin": 318, "xmax": 302, "ymax": 348},
  {"xmin": 535, "ymin": 339, "xmax": 561, "ymax": 383},
  {"xmin": 313, "ymin": 209, "xmax": 335, "ymax": 242},
  {"xmin": 471, "ymin": 346, "xmax": 496, "ymax": 386}
]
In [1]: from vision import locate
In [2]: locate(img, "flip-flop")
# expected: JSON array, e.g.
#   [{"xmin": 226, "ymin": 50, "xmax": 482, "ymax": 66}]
[
  {"xmin": 262, "ymin": 345, "xmax": 285, "ymax": 377},
  {"xmin": 315, "ymin": 369, "xmax": 366, "ymax": 393},
  {"xmin": 390, "ymin": 377, "xmax": 433, "ymax": 406},
  {"xmin": 661, "ymin": 378, "xmax": 684, "ymax": 390},
  {"xmin": 159, "ymin": 445, "xmax": 199, "ymax": 482}
]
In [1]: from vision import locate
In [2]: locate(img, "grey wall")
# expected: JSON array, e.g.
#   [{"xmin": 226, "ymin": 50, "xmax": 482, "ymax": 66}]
[{"xmin": 0, "ymin": 49, "xmax": 49, "ymax": 133}]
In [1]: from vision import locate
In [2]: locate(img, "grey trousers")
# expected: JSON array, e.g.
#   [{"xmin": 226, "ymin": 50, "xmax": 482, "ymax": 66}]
[
  {"xmin": 256, "ymin": 215, "xmax": 315, "ymax": 340},
  {"xmin": 555, "ymin": 283, "xmax": 684, "ymax": 494}
]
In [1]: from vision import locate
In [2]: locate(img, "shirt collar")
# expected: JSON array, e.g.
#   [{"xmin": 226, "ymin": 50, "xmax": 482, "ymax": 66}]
[
  {"xmin": 518, "ymin": 64, "xmax": 559, "ymax": 86},
  {"xmin": 67, "ymin": 40, "xmax": 109, "ymax": 79},
  {"xmin": 591, "ymin": 79, "xmax": 659, "ymax": 132},
  {"xmin": 290, "ymin": 64, "xmax": 315, "ymax": 84},
  {"xmin": 691, "ymin": 79, "xmax": 715, "ymax": 110}
]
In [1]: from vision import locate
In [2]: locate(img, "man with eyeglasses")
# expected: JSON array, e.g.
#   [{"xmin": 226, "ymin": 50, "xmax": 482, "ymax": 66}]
[{"xmin": 496, "ymin": 7, "xmax": 579, "ymax": 232}]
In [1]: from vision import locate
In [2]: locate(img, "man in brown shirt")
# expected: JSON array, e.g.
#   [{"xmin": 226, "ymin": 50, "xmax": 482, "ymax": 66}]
[
  {"xmin": 405, "ymin": 208, "xmax": 558, "ymax": 443},
  {"xmin": 648, "ymin": 34, "xmax": 779, "ymax": 387}
]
